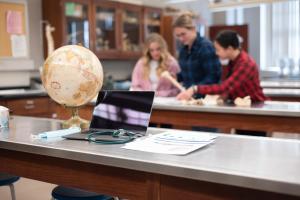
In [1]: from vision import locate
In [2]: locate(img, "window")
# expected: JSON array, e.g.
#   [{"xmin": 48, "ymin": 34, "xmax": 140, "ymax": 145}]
[{"xmin": 260, "ymin": 0, "xmax": 300, "ymax": 76}]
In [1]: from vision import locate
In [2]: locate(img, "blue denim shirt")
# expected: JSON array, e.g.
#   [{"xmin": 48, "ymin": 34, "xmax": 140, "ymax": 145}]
[{"xmin": 177, "ymin": 33, "xmax": 221, "ymax": 90}]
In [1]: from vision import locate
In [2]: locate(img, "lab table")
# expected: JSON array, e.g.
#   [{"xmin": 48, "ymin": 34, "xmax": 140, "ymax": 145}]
[
  {"xmin": 263, "ymin": 88, "xmax": 300, "ymax": 102},
  {"xmin": 151, "ymin": 98, "xmax": 300, "ymax": 133},
  {"xmin": 261, "ymin": 79, "xmax": 300, "ymax": 101},
  {"xmin": 0, "ymin": 116, "xmax": 300, "ymax": 199}
]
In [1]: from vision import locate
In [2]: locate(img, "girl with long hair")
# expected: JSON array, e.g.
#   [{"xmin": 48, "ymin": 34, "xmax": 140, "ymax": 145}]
[{"xmin": 131, "ymin": 33, "xmax": 181, "ymax": 97}]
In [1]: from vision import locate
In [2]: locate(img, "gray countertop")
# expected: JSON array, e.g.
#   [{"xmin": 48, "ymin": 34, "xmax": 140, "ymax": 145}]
[
  {"xmin": 153, "ymin": 97, "xmax": 300, "ymax": 117},
  {"xmin": 0, "ymin": 80, "xmax": 47, "ymax": 99},
  {"xmin": 0, "ymin": 88, "xmax": 47, "ymax": 98},
  {"xmin": 1, "ymin": 116, "xmax": 300, "ymax": 196},
  {"xmin": 263, "ymin": 88, "xmax": 300, "ymax": 97},
  {"xmin": 261, "ymin": 80, "xmax": 300, "ymax": 89}
]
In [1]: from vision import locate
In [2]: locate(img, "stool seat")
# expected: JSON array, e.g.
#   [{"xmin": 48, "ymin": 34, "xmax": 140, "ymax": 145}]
[
  {"xmin": 0, "ymin": 173, "xmax": 20, "ymax": 186},
  {"xmin": 52, "ymin": 186, "xmax": 114, "ymax": 200},
  {"xmin": 0, "ymin": 173, "xmax": 19, "ymax": 200}
]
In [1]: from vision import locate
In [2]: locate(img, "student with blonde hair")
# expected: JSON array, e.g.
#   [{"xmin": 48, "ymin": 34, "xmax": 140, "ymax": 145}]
[
  {"xmin": 131, "ymin": 33, "xmax": 181, "ymax": 96},
  {"xmin": 173, "ymin": 12, "xmax": 221, "ymax": 97}
]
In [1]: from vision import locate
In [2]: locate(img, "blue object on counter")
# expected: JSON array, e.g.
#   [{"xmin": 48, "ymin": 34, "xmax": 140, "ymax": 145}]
[
  {"xmin": 32, "ymin": 127, "xmax": 81, "ymax": 139},
  {"xmin": 113, "ymin": 80, "xmax": 131, "ymax": 90}
]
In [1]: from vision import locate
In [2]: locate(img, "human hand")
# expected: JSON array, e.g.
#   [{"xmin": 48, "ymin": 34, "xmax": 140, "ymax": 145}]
[
  {"xmin": 176, "ymin": 87, "xmax": 194, "ymax": 100},
  {"xmin": 161, "ymin": 71, "xmax": 171, "ymax": 78}
]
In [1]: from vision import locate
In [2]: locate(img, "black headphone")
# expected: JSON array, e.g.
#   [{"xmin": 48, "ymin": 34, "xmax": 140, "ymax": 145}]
[{"xmin": 87, "ymin": 129, "xmax": 137, "ymax": 144}]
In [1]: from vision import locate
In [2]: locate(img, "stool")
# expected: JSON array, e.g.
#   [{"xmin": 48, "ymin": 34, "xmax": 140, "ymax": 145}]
[
  {"xmin": 51, "ymin": 185, "xmax": 114, "ymax": 200},
  {"xmin": 0, "ymin": 173, "xmax": 20, "ymax": 200}
]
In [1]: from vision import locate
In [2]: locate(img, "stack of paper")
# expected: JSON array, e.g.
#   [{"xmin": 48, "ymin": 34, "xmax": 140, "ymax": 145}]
[{"xmin": 122, "ymin": 131, "xmax": 217, "ymax": 155}]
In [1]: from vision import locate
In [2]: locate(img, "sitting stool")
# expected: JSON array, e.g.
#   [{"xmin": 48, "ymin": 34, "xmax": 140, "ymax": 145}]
[
  {"xmin": 51, "ymin": 185, "xmax": 114, "ymax": 200},
  {"xmin": 0, "ymin": 173, "xmax": 20, "ymax": 200}
]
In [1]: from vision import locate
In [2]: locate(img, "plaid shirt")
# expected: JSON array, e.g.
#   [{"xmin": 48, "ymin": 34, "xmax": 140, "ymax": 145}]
[
  {"xmin": 177, "ymin": 33, "xmax": 221, "ymax": 89},
  {"xmin": 196, "ymin": 51, "xmax": 268, "ymax": 102}
]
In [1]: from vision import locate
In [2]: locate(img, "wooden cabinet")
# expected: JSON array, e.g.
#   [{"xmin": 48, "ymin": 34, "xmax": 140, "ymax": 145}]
[
  {"xmin": 143, "ymin": 6, "xmax": 162, "ymax": 40},
  {"xmin": 42, "ymin": 0, "xmax": 92, "ymax": 58},
  {"xmin": 0, "ymin": 100, "xmax": 7, "ymax": 107},
  {"xmin": 92, "ymin": 0, "xmax": 119, "ymax": 59},
  {"xmin": 62, "ymin": 0, "xmax": 92, "ymax": 49},
  {"xmin": 1, "ymin": 96, "xmax": 93, "ymax": 120},
  {"xmin": 42, "ymin": 0, "xmax": 161, "ymax": 60},
  {"xmin": 161, "ymin": 15, "xmax": 177, "ymax": 57},
  {"xmin": 92, "ymin": 1, "xmax": 143, "ymax": 59},
  {"xmin": 4, "ymin": 97, "xmax": 54, "ymax": 118},
  {"xmin": 119, "ymin": 3, "xmax": 143, "ymax": 59}
]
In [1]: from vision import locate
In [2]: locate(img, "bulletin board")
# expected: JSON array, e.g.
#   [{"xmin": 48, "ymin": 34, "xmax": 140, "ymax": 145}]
[{"xmin": 0, "ymin": 2, "xmax": 26, "ymax": 57}]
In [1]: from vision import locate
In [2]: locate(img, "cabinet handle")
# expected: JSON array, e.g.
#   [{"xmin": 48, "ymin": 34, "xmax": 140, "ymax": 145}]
[
  {"xmin": 24, "ymin": 105, "xmax": 35, "ymax": 110},
  {"xmin": 26, "ymin": 100, "xmax": 34, "ymax": 105}
]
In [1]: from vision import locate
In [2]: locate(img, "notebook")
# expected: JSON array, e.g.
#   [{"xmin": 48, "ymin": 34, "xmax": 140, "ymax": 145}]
[{"xmin": 63, "ymin": 90, "xmax": 155, "ymax": 141}]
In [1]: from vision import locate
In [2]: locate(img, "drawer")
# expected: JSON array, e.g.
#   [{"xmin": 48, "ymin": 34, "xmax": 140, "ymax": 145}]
[{"xmin": 7, "ymin": 97, "xmax": 51, "ymax": 115}]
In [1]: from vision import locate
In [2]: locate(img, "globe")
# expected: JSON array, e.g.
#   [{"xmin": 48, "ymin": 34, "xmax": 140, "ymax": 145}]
[{"xmin": 42, "ymin": 45, "xmax": 103, "ymax": 128}]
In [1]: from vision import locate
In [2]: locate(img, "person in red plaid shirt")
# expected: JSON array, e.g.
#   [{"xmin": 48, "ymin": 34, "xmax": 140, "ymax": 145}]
[{"xmin": 177, "ymin": 30, "xmax": 268, "ymax": 103}]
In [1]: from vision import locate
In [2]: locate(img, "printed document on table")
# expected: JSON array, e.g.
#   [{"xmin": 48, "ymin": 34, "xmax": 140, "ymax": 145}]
[{"xmin": 122, "ymin": 130, "xmax": 217, "ymax": 155}]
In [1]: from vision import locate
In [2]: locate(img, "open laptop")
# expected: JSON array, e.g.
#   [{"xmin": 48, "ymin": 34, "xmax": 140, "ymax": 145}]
[{"xmin": 63, "ymin": 90, "xmax": 155, "ymax": 141}]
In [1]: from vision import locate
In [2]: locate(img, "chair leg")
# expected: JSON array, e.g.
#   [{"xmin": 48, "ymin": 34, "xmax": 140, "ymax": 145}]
[{"xmin": 9, "ymin": 184, "xmax": 16, "ymax": 200}]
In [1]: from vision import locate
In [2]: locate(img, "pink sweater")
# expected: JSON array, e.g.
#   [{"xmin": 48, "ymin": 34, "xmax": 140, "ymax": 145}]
[{"xmin": 131, "ymin": 56, "xmax": 181, "ymax": 97}]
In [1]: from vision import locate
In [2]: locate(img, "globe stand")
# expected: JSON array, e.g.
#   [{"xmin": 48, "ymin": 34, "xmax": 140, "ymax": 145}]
[{"xmin": 62, "ymin": 107, "xmax": 90, "ymax": 129}]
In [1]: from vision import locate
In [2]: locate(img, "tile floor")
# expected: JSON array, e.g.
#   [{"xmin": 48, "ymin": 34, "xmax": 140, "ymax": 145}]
[{"xmin": 0, "ymin": 178, "xmax": 55, "ymax": 200}]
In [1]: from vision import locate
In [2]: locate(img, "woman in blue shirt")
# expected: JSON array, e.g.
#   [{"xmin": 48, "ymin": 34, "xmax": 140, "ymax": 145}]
[{"xmin": 173, "ymin": 13, "xmax": 221, "ymax": 96}]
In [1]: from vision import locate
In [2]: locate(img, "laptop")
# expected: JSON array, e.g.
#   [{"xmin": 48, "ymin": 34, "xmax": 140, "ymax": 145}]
[{"xmin": 63, "ymin": 90, "xmax": 155, "ymax": 141}]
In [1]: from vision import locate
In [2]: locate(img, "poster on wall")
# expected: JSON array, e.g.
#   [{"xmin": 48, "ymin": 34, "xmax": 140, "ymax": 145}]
[
  {"xmin": 10, "ymin": 34, "xmax": 27, "ymax": 57},
  {"xmin": 6, "ymin": 10, "xmax": 23, "ymax": 34}
]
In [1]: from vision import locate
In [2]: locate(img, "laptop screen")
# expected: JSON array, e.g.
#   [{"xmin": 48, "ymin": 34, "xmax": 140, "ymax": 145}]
[{"xmin": 90, "ymin": 91, "xmax": 155, "ymax": 132}]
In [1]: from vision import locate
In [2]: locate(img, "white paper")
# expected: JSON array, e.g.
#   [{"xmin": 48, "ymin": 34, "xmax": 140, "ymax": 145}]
[
  {"xmin": 123, "ymin": 131, "xmax": 216, "ymax": 155},
  {"xmin": 153, "ymin": 131, "xmax": 217, "ymax": 143},
  {"xmin": 10, "ymin": 35, "xmax": 27, "ymax": 57}
]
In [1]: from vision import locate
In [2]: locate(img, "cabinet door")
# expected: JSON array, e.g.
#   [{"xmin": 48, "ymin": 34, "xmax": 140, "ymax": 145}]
[
  {"xmin": 143, "ymin": 7, "xmax": 162, "ymax": 40},
  {"xmin": 62, "ymin": 0, "xmax": 92, "ymax": 48},
  {"xmin": 0, "ymin": 100, "xmax": 7, "ymax": 107},
  {"xmin": 93, "ymin": 0, "xmax": 119, "ymax": 59},
  {"xmin": 161, "ymin": 16, "xmax": 177, "ymax": 57},
  {"xmin": 119, "ymin": 3, "xmax": 142, "ymax": 58}
]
